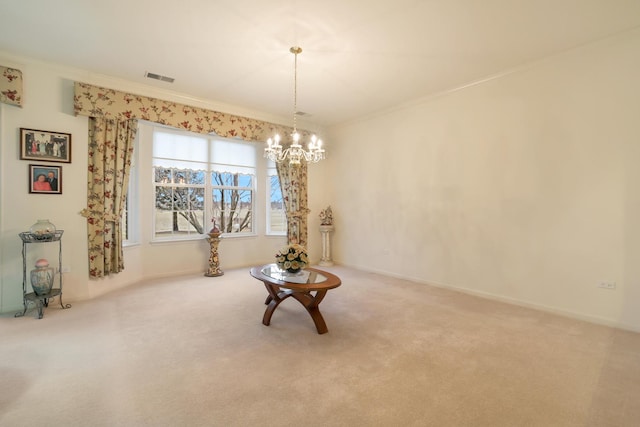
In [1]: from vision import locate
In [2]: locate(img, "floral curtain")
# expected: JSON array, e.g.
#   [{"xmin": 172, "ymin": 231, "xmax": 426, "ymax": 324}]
[
  {"xmin": 0, "ymin": 65, "xmax": 23, "ymax": 107},
  {"xmin": 80, "ymin": 118, "xmax": 136, "ymax": 278},
  {"xmin": 73, "ymin": 82, "xmax": 300, "ymax": 141},
  {"xmin": 276, "ymin": 161, "xmax": 310, "ymax": 247}
]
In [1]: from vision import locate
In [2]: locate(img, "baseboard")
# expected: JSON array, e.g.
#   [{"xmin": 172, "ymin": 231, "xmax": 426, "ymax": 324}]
[{"xmin": 342, "ymin": 262, "xmax": 640, "ymax": 334}]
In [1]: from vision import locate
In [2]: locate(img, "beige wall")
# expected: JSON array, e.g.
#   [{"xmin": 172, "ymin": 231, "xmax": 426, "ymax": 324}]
[
  {"xmin": 326, "ymin": 30, "xmax": 640, "ymax": 331},
  {"xmin": 0, "ymin": 55, "xmax": 327, "ymax": 314}
]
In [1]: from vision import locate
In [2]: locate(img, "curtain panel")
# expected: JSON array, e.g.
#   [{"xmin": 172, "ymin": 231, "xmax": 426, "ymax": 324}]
[
  {"xmin": 276, "ymin": 161, "xmax": 310, "ymax": 247},
  {"xmin": 0, "ymin": 65, "xmax": 23, "ymax": 107},
  {"xmin": 80, "ymin": 118, "xmax": 136, "ymax": 278}
]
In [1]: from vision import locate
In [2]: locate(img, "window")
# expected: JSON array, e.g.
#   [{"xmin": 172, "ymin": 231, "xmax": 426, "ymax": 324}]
[
  {"xmin": 152, "ymin": 128, "xmax": 258, "ymax": 240},
  {"xmin": 153, "ymin": 166, "xmax": 206, "ymax": 237},
  {"xmin": 211, "ymin": 139, "xmax": 255, "ymax": 234},
  {"xmin": 267, "ymin": 164, "xmax": 286, "ymax": 235}
]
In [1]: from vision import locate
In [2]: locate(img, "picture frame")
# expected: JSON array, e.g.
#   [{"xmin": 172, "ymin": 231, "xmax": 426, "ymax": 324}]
[
  {"xmin": 29, "ymin": 164, "xmax": 62, "ymax": 194},
  {"xmin": 20, "ymin": 128, "xmax": 71, "ymax": 163}
]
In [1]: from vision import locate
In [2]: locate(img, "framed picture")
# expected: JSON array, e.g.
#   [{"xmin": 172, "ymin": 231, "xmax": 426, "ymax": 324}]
[
  {"xmin": 20, "ymin": 128, "xmax": 71, "ymax": 163},
  {"xmin": 29, "ymin": 164, "xmax": 62, "ymax": 194}
]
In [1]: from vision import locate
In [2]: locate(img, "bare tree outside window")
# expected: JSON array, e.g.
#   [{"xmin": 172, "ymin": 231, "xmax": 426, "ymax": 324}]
[
  {"xmin": 152, "ymin": 129, "xmax": 257, "ymax": 240},
  {"xmin": 212, "ymin": 172, "xmax": 252, "ymax": 233},
  {"xmin": 154, "ymin": 167, "xmax": 253, "ymax": 237},
  {"xmin": 154, "ymin": 168, "xmax": 206, "ymax": 236}
]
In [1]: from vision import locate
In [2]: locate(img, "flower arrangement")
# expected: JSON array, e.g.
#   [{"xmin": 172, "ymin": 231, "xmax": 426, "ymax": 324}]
[{"xmin": 275, "ymin": 244, "xmax": 309, "ymax": 273}]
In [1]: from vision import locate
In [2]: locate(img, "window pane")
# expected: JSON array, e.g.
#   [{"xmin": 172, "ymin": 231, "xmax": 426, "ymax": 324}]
[
  {"xmin": 178, "ymin": 210, "xmax": 204, "ymax": 234},
  {"xmin": 174, "ymin": 170, "xmax": 188, "ymax": 184},
  {"xmin": 189, "ymin": 187, "xmax": 204, "ymax": 210},
  {"xmin": 212, "ymin": 171, "xmax": 252, "ymax": 187},
  {"xmin": 238, "ymin": 174, "xmax": 252, "ymax": 187},
  {"xmin": 189, "ymin": 170, "xmax": 205, "ymax": 185},
  {"xmin": 155, "ymin": 186, "xmax": 173, "ymax": 211},
  {"xmin": 267, "ymin": 173, "xmax": 286, "ymax": 234},
  {"xmin": 155, "ymin": 208, "xmax": 173, "ymax": 234},
  {"xmin": 269, "ymin": 210, "xmax": 287, "ymax": 233},
  {"xmin": 212, "ymin": 188, "xmax": 252, "ymax": 234},
  {"xmin": 173, "ymin": 188, "xmax": 188, "ymax": 210},
  {"xmin": 155, "ymin": 168, "xmax": 172, "ymax": 183}
]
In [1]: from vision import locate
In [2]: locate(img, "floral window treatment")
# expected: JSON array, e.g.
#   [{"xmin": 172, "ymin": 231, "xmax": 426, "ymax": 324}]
[
  {"xmin": 0, "ymin": 65, "xmax": 23, "ymax": 107},
  {"xmin": 276, "ymin": 161, "xmax": 310, "ymax": 247},
  {"xmin": 73, "ymin": 82, "xmax": 294, "ymax": 141},
  {"xmin": 80, "ymin": 118, "xmax": 136, "ymax": 278},
  {"xmin": 73, "ymin": 82, "xmax": 312, "ymax": 271}
]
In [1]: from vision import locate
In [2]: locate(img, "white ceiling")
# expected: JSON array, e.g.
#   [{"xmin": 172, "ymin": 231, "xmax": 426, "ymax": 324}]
[{"xmin": 1, "ymin": 0, "xmax": 640, "ymax": 127}]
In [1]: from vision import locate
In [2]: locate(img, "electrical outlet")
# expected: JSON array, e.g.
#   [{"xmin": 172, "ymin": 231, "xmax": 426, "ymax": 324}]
[{"xmin": 597, "ymin": 282, "xmax": 616, "ymax": 290}]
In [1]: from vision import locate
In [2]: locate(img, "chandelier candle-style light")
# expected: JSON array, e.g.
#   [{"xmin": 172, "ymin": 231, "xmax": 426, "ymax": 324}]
[{"xmin": 265, "ymin": 47, "xmax": 325, "ymax": 165}]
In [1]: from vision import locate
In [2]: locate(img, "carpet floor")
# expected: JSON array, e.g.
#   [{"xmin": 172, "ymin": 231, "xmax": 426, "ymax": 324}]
[{"xmin": 1, "ymin": 265, "xmax": 639, "ymax": 426}]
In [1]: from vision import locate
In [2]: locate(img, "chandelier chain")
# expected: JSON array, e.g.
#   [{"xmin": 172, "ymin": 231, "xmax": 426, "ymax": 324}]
[
  {"xmin": 264, "ymin": 46, "xmax": 325, "ymax": 165},
  {"xmin": 293, "ymin": 48, "xmax": 298, "ymax": 133}
]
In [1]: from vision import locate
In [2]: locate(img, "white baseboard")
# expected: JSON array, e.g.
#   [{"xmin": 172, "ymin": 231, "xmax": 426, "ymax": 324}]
[{"xmin": 342, "ymin": 262, "xmax": 640, "ymax": 334}]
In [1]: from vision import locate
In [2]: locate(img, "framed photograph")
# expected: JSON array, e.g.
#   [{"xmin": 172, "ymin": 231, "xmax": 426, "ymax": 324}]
[
  {"xmin": 20, "ymin": 128, "xmax": 71, "ymax": 163},
  {"xmin": 29, "ymin": 164, "xmax": 62, "ymax": 194}
]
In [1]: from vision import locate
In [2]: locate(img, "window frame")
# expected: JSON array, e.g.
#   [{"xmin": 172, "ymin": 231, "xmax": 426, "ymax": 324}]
[
  {"xmin": 152, "ymin": 166, "xmax": 208, "ymax": 240},
  {"xmin": 150, "ymin": 126, "xmax": 263, "ymax": 242}
]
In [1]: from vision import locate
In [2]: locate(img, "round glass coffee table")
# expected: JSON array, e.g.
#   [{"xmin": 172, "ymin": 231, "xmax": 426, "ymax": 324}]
[{"xmin": 250, "ymin": 264, "xmax": 341, "ymax": 334}]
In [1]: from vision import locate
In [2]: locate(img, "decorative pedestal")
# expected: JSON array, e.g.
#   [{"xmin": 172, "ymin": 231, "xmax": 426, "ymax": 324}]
[
  {"xmin": 204, "ymin": 232, "xmax": 223, "ymax": 277},
  {"xmin": 319, "ymin": 225, "xmax": 334, "ymax": 267}
]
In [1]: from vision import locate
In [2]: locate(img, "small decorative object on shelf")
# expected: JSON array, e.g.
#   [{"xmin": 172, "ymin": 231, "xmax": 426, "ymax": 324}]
[
  {"xmin": 30, "ymin": 258, "xmax": 54, "ymax": 296},
  {"xmin": 319, "ymin": 206, "xmax": 333, "ymax": 226},
  {"xmin": 275, "ymin": 244, "xmax": 308, "ymax": 273},
  {"xmin": 29, "ymin": 219, "xmax": 56, "ymax": 239},
  {"xmin": 208, "ymin": 222, "xmax": 221, "ymax": 237}
]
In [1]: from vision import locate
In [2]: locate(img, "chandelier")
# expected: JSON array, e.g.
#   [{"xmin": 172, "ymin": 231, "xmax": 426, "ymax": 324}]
[{"xmin": 264, "ymin": 47, "xmax": 325, "ymax": 165}]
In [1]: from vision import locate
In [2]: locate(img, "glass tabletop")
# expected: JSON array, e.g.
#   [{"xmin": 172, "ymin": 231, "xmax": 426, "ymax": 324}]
[{"xmin": 261, "ymin": 264, "xmax": 327, "ymax": 284}]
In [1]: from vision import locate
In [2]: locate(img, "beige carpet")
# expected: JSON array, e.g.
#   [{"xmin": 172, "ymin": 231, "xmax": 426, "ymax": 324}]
[{"xmin": 1, "ymin": 265, "xmax": 639, "ymax": 426}]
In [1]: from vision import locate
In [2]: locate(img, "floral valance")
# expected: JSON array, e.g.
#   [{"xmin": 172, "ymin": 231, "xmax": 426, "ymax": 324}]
[
  {"xmin": 1, "ymin": 65, "xmax": 23, "ymax": 107},
  {"xmin": 73, "ymin": 82, "xmax": 294, "ymax": 143}
]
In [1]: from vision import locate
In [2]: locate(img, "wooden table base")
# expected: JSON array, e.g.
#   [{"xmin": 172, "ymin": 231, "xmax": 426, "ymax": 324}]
[
  {"xmin": 262, "ymin": 283, "xmax": 329, "ymax": 334},
  {"xmin": 250, "ymin": 265, "xmax": 341, "ymax": 335}
]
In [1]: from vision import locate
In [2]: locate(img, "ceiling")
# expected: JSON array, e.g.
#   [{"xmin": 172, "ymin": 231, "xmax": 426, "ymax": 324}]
[{"xmin": 1, "ymin": 0, "xmax": 640, "ymax": 127}]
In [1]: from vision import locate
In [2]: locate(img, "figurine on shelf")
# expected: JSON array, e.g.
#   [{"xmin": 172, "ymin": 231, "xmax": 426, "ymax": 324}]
[{"xmin": 319, "ymin": 206, "xmax": 333, "ymax": 226}]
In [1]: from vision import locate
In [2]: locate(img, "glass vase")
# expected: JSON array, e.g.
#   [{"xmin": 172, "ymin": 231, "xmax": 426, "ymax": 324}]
[{"xmin": 29, "ymin": 219, "xmax": 56, "ymax": 236}]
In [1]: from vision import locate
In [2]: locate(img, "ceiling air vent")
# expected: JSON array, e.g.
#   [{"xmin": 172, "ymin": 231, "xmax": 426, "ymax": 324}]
[{"xmin": 144, "ymin": 72, "xmax": 175, "ymax": 83}]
